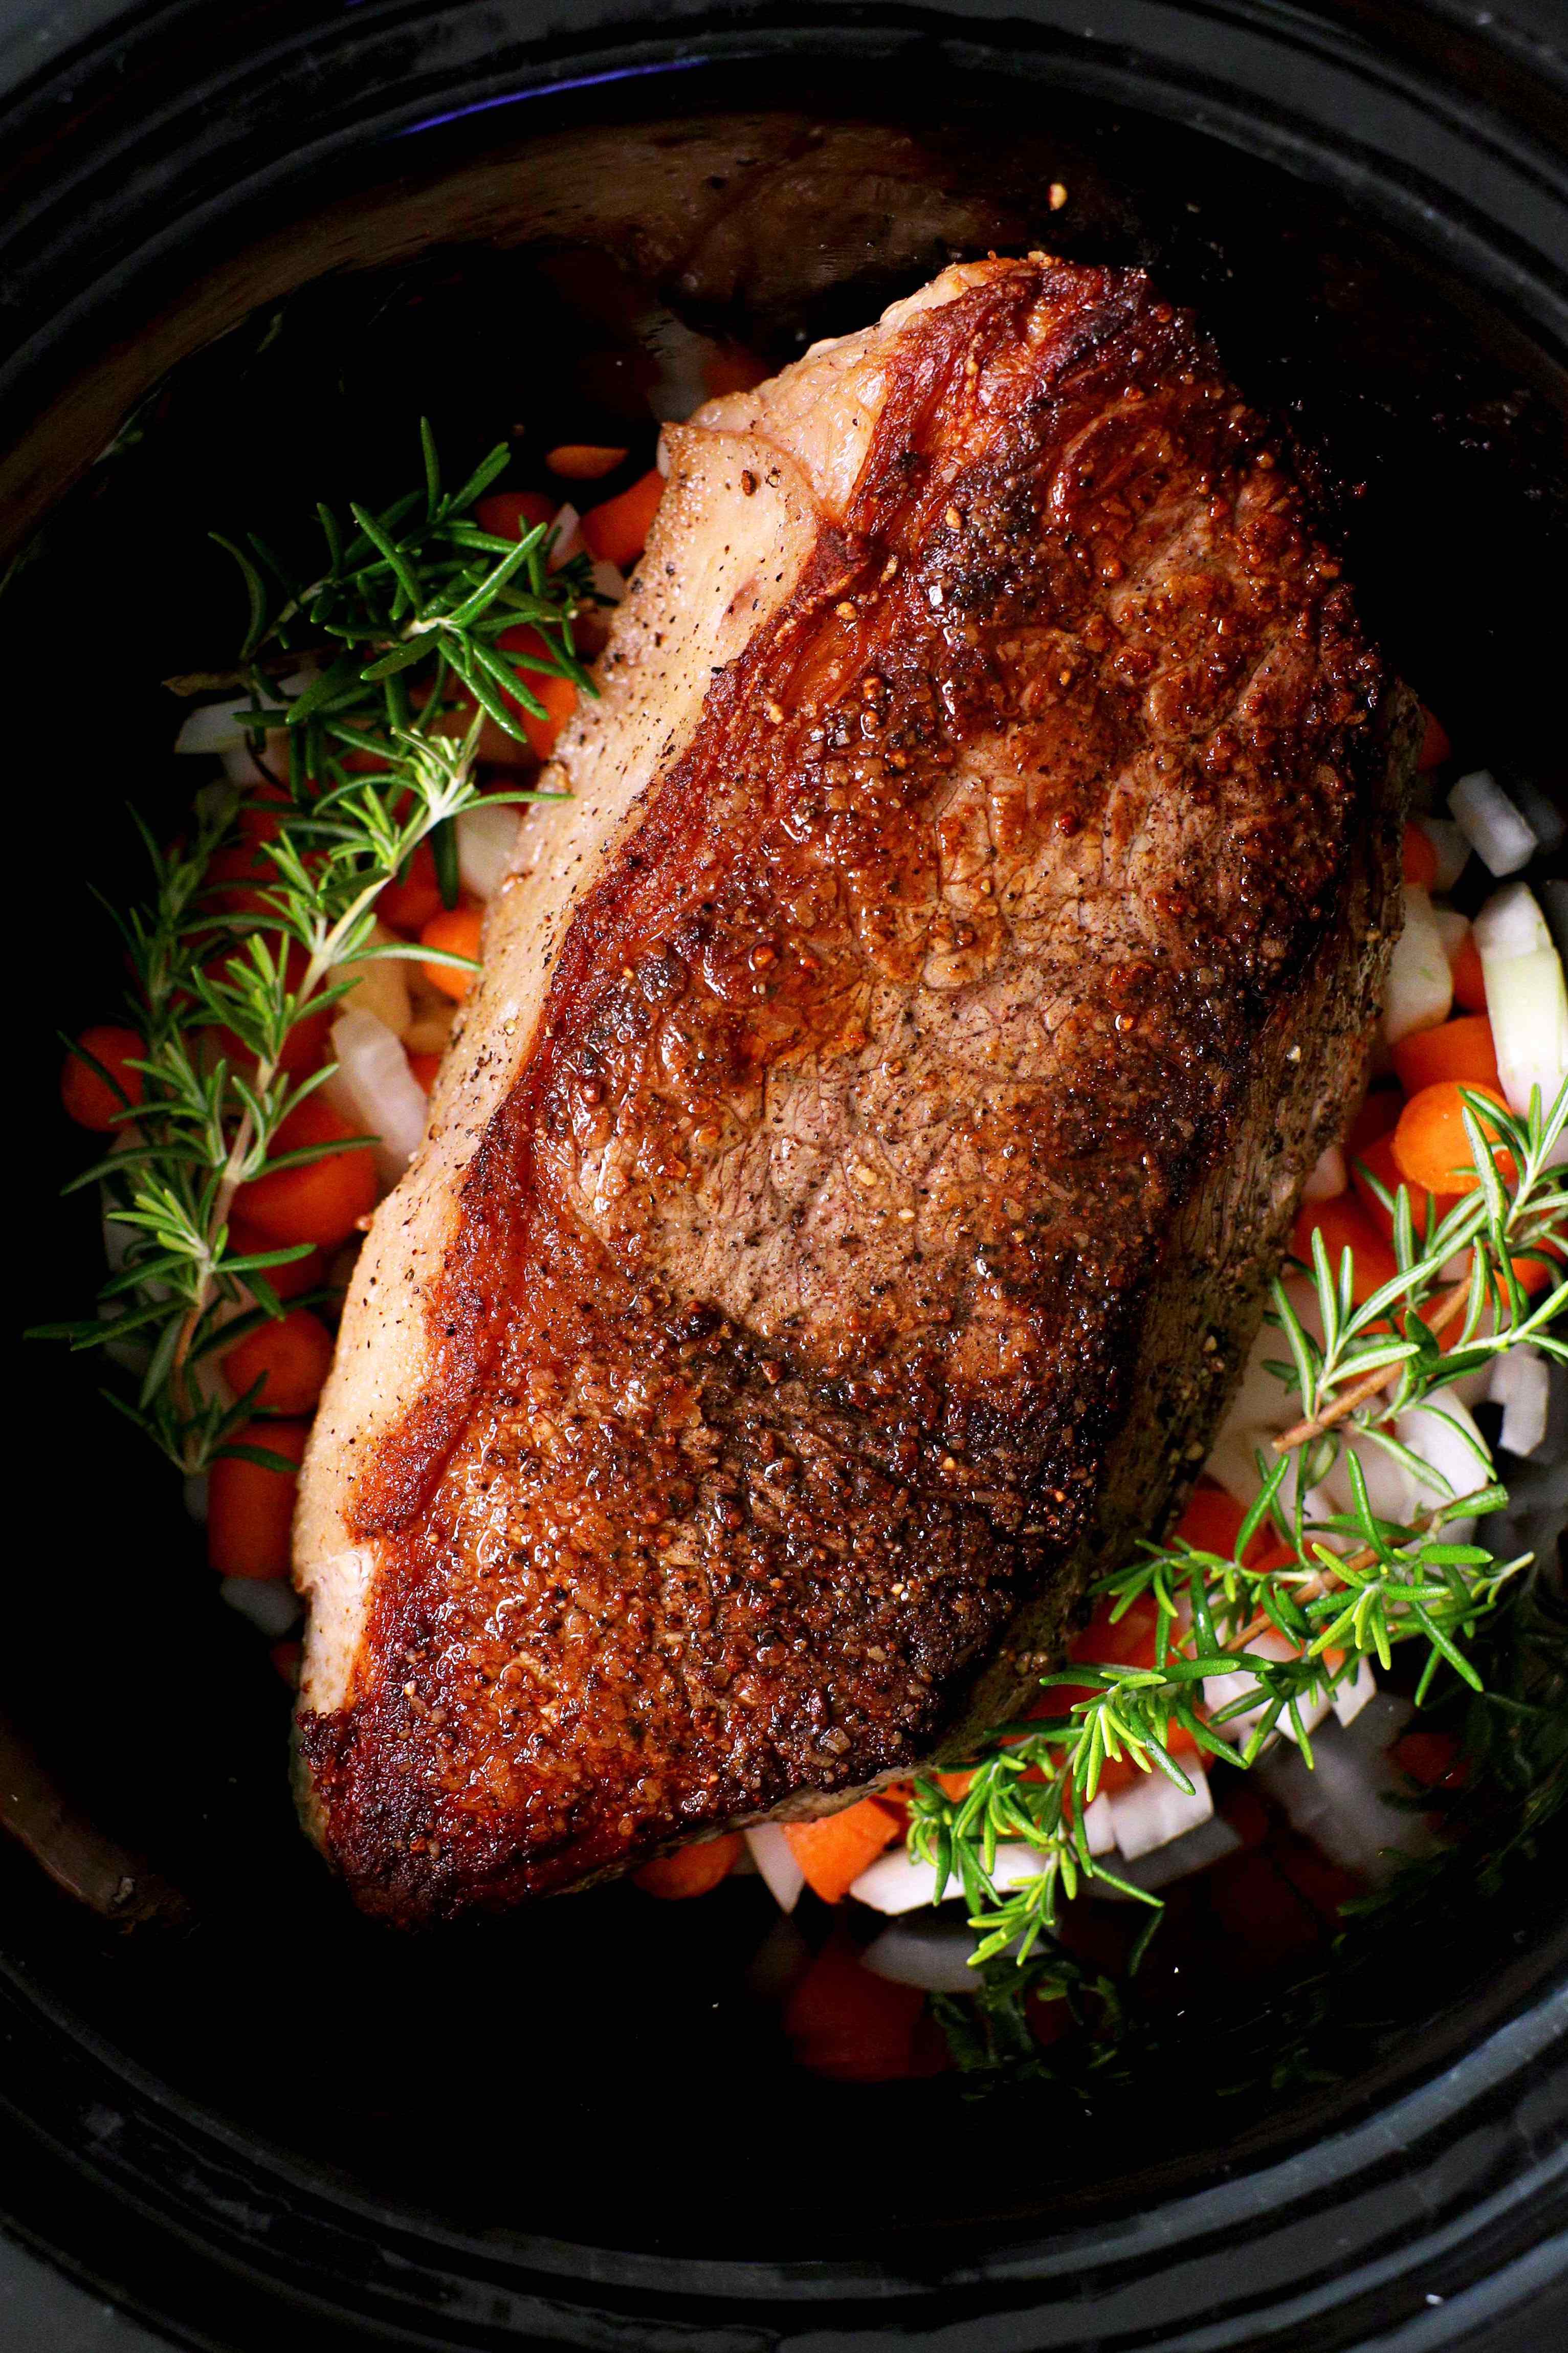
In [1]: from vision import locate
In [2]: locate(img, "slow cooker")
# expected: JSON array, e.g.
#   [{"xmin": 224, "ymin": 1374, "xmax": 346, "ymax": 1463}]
[{"xmin": 4, "ymin": 4, "xmax": 1565, "ymax": 2346}]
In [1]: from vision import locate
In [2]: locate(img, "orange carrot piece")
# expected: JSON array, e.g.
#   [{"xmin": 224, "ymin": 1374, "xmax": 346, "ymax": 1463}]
[
  {"xmin": 227, "ymin": 1218, "xmax": 324, "ymax": 1302},
  {"xmin": 783, "ymin": 1796, "xmax": 904, "ymax": 1903},
  {"xmin": 222, "ymin": 1306, "xmax": 335, "ymax": 1415},
  {"xmin": 581, "ymin": 468, "xmax": 664, "ymax": 569},
  {"xmin": 1450, "ymin": 929, "xmax": 1489, "ymax": 1013},
  {"xmin": 632, "ymin": 1832, "xmax": 743, "ymax": 1899},
  {"xmin": 474, "ymin": 489, "xmax": 555, "ymax": 540},
  {"xmin": 419, "ymin": 901, "xmax": 484, "ymax": 1001},
  {"xmin": 233, "ymin": 1095, "xmax": 377, "ymax": 1249},
  {"xmin": 377, "ymin": 838, "xmax": 443, "ymax": 935},
  {"xmin": 61, "ymin": 1025, "xmax": 144, "ymax": 1131},
  {"xmin": 1401, "ymin": 822, "xmax": 1439, "ymax": 889},
  {"xmin": 1290, "ymin": 1194, "xmax": 1400, "ymax": 1305},
  {"xmin": 406, "ymin": 1049, "xmax": 443, "ymax": 1092},
  {"xmin": 1344, "ymin": 1085, "xmax": 1403, "ymax": 1154},
  {"xmin": 1393, "ymin": 1080, "xmax": 1515, "ymax": 1196},
  {"xmin": 1350, "ymin": 1131, "xmax": 1462, "ymax": 1246},
  {"xmin": 1391, "ymin": 1015, "xmax": 1499, "ymax": 1097},
  {"xmin": 1416, "ymin": 710, "xmax": 1452, "ymax": 772},
  {"xmin": 495, "ymin": 623, "xmax": 579, "ymax": 760},
  {"xmin": 546, "ymin": 443, "xmax": 628, "ymax": 481},
  {"xmin": 783, "ymin": 1931, "xmax": 928, "ymax": 2080},
  {"xmin": 207, "ymin": 1418, "xmax": 309, "ymax": 1579}
]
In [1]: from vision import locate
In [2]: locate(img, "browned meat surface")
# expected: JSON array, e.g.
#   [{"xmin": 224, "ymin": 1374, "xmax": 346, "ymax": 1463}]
[{"xmin": 294, "ymin": 256, "xmax": 1413, "ymax": 1923}]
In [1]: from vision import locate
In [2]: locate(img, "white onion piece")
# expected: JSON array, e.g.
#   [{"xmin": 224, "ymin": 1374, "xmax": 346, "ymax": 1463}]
[
  {"xmin": 848, "ymin": 1845, "xmax": 939, "ymax": 1914},
  {"xmin": 1472, "ymin": 883, "xmax": 1568, "ymax": 1128},
  {"xmin": 175, "ymin": 695, "xmax": 257, "ymax": 755},
  {"xmin": 220, "ymin": 1577, "xmax": 301, "ymax": 1636},
  {"xmin": 323, "ymin": 1008, "xmax": 428, "ymax": 1187},
  {"xmin": 456, "ymin": 802, "xmax": 520, "ymax": 901},
  {"xmin": 1303, "ymin": 1143, "xmax": 1347, "ymax": 1201},
  {"xmin": 1417, "ymin": 818, "xmax": 1469, "ymax": 892},
  {"xmin": 1448, "ymin": 769, "xmax": 1537, "ymax": 878},
  {"xmin": 1332, "ymin": 1655, "xmax": 1377, "ymax": 1728},
  {"xmin": 1107, "ymin": 1766, "xmax": 1212, "ymax": 1859},
  {"xmin": 221, "ymin": 743, "xmax": 267, "ymax": 785},
  {"xmin": 744, "ymin": 1824, "xmax": 805, "ymax": 1913},
  {"xmin": 1205, "ymin": 1629, "xmax": 1295, "ymax": 1749},
  {"xmin": 863, "ymin": 1920, "xmax": 980, "ymax": 1994},
  {"xmin": 1394, "ymin": 1393, "xmax": 1490, "ymax": 1544},
  {"xmin": 1080, "ymin": 1793, "xmax": 1118, "ymax": 1858},
  {"xmin": 1491, "ymin": 1346, "xmax": 1549, "ymax": 1459},
  {"xmin": 1383, "ymin": 885, "xmax": 1453, "ymax": 1043},
  {"xmin": 1095, "ymin": 1811, "xmax": 1242, "ymax": 1898},
  {"xmin": 547, "ymin": 503, "xmax": 583, "ymax": 568},
  {"xmin": 183, "ymin": 1473, "xmax": 209, "ymax": 1525},
  {"xmin": 339, "ymin": 922, "xmax": 412, "ymax": 1039},
  {"xmin": 1431, "ymin": 904, "xmax": 1471, "ymax": 969},
  {"xmin": 590, "ymin": 558, "xmax": 628, "ymax": 604},
  {"xmin": 1256, "ymin": 1714, "xmax": 1432, "ymax": 1882}
]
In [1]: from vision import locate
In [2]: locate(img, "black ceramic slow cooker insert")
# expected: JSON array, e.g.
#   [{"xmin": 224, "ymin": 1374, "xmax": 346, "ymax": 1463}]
[{"xmin": 3, "ymin": 5, "xmax": 1565, "ymax": 2347}]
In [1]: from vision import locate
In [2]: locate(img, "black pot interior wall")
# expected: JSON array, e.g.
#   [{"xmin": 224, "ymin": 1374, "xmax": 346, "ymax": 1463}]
[{"xmin": 7, "ymin": 44, "xmax": 1567, "ymax": 2277}]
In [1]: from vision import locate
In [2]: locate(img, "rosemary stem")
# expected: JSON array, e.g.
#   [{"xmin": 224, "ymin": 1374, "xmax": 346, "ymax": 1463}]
[{"xmin": 1272, "ymin": 1273, "xmax": 1472, "ymax": 1453}]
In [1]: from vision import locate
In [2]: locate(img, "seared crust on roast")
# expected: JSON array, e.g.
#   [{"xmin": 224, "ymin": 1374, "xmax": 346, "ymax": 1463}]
[{"xmin": 294, "ymin": 257, "xmax": 1414, "ymax": 1922}]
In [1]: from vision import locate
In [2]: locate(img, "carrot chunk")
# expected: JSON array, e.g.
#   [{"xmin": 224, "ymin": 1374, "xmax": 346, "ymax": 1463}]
[
  {"xmin": 1351, "ymin": 1131, "xmax": 1463, "ymax": 1246},
  {"xmin": 377, "ymin": 838, "xmax": 443, "ymax": 935},
  {"xmin": 222, "ymin": 1306, "xmax": 335, "ymax": 1415},
  {"xmin": 61, "ymin": 1025, "xmax": 144, "ymax": 1131},
  {"xmin": 1416, "ymin": 710, "xmax": 1452, "ymax": 772},
  {"xmin": 233, "ymin": 1094, "xmax": 377, "ymax": 1249},
  {"xmin": 419, "ymin": 901, "xmax": 484, "ymax": 1001},
  {"xmin": 495, "ymin": 623, "xmax": 579, "ymax": 761},
  {"xmin": 1401, "ymin": 822, "xmax": 1439, "ymax": 889},
  {"xmin": 783, "ymin": 1796, "xmax": 904, "ymax": 1904},
  {"xmin": 207, "ymin": 1418, "xmax": 309, "ymax": 1578},
  {"xmin": 1344, "ymin": 1085, "xmax": 1402, "ymax": 1154},
  {"xmin": 546, "ymin": 444, "xmax": 628, "ymax": 481},
  {"xmin": 1449, "ymin": 929, "xmax": 1489, "ymax": 1013},
  {"xmin": 1393, "ymin": 1081, "xmax": 1515, "ymax": 1197},
  {"xmin": 783, "ymin": 1931, "xmax": 932, "ymax": 2081},
  {"xmin": 1391, "ymin": 1015, "xmax": 1499, "ymax": 1097},
  {"xmin": 632, "ymin": 1833, "xmax": 743, "ymax": 1899},
  {"xmin": 474, "ymin": 490, "xmax": 555, "ymax": 540},
  {"xmin": 1290, "ymin": 1193, "xmax": 1399, "ymax": 1304},
  {"xmin": 581, "ymin": 469, "xmax": 664, "ymax": 569},
  {"xmin": 227, "ymin": 1218, "xmax": 324, "ymax": 1301},
  {"xmin": 406, "ymin": 1049, "xmax": 443, "ymax": 1092}
]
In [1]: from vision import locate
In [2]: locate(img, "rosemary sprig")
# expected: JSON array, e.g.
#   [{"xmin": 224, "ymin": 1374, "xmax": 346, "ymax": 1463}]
[
  {"xmin": 33, "ymin": 428, "xmax": 589, "ymax": 1478},
  {"xmin": 911, "ymin": 1081, "xmax": 1567, "ymax": 1975}
]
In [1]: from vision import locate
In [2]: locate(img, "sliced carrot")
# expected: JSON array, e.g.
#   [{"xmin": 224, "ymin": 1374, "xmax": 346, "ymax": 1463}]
[
  {"xmin": 61, "ymin": 1025, "xmax": 144, "ymax": 1131},
  {"xmin": 207, "ymin": 1418, "xmax": 308, "ymax": 1579},
  {"xmin": 227, "ymin": 1218, "xmax": 324, "ymax": 1301},
  {"xmin": 581, "ymin": 468, "xmax": 664, "ymax": 569},
  {"xmin": 222, "ymin": 1306, "xmax": 335, "ymax": 1415},
  {"xmin": 1393, "ymin": 1080, "xmax": 1515, "ymax": 1197},
  {"xmin": 377, "ymin": 838, "xmax": 443, "ymax": 935},
  {"xmin": 494, "ymin": 622, "xmax": 579, "ymax": 761},
  {"xmin": 233, "ymin": 1094, "xmax": 378, "ymax": 1249},
  {"xmin": 1391, "ymin": 1015, "xmax": 1499, "ymax": 1097},
  {"xmin": 783, "ymin": 1930, "xmax": 930, "ymax": 2081},
  {"xmin": 783, "ymin": 1796, "xmax": 904, "ymax": 1904},
  {"xmin": 407, "ymin": 1049, "xmax": 443, "ymax": 1092},
  {"xmin": 1290, "ymin": 1193, "xmax": 1400, "ymax": 1305},
  {"xmin": 1344, "ymin": 1085, "xmax": 1403, "ymax": 1155},
  {"xmin": 419, "ymin": 901, "xmax": 484, "ymax": 1002},
  {"xmin": 546, "ymin": 443, "xmax": 628, "ymax": 481},
  {"xmin": 1450, "ymin": 929, "xmax": 1488, "ymax": 1014},
  {"xmin": 474, "ymin": 489, "xmax": 555, "ymax": 540},
  {"xmin": 1350, "ymin": 1132, "xmax": 1462, "ymax": 1247},
  {"xmin": 1416, "ymin": 710, "xmax": 1452, "ymax": 772},
  {"xmin": 1401, "ymin": 822, "xmax": 1439, "ymax": 889},
  {"xmin": 632, "ymin": 1832, "xmax": 743, "ymax": 1899}
]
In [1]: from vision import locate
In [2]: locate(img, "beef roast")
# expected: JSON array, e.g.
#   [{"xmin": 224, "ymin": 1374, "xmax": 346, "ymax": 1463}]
[{"xmin": 294, "ymin": 256, "xmax": 1414, "ymax": 1922}]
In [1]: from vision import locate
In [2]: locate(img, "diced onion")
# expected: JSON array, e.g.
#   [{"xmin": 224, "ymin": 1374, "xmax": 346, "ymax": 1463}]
[
  {"xmin": 1106, "ymin": 1765, "xmax": 1212, "ymax": 1860},
  {"xmin": 744, "ymin": 1823, "xmax": 805, "ymax": 1912},
  {"xmin": 1416, "ymin": 817, "xmax": 1469, "ymax": 891},
  {"xmin": 1490, "ymin": 1347, "xmax": 1550, "ymax": 1459},
  {"xmin": 1080, "ymin": 1792, "xmax": 1117, "ymax": 1857},
  {"xmin": 456, "ymin": 802, "xmax": 521, "ymax": 901},
  {"xmin": 590, "ymin": 558, "xmax": 628, "ymax": 605},
  {"xmin": 1430, "ymin": 904, "xmax": 1471, "ymax": 970},
  {"xmin": 863, "ymin": 1919, "xmax": 980, "ymax": 1994},
  {"xmin": 174, "ymin": 695, "xmax": 258, "ymax": 755},
  {"xmin": 1256, "ymin": 1707, "xmax": 1431, "ymax": 1882},
  {"xmin": 849, "ymin": 1839, "xmax": 1049, "ymax": 1915},
  {"xmin": 1383, "ymin": 885, "xmax": 1453, "ymax": 1043},
  {"xmin": 1448, "ymin": 769, "xmax": 1537, "ymax": 878},
  {"xmin": 547, "ymin": 503, "xmax": 583, "ymax": 568},
  {"xmin": 1094, "ymin": 1810, "xmax": 1242, "ymax": 1897},
  {"xmin": 1472, "ymin": 883, "xmax": 1568, "ymax": 1128},
  {"xmin": 1332, "ymin": 1655, "xmax": 1377, "ymax": 1728},
  {"xmin": 322, "ymin": 1007, "xmax": 428, "ymax": 1187},
  {"xmin": 1303, "ymin": 1142, "xmax": 1346, "ymax": 1201},
  {"xmin": 1394, "ymin": 1392, "xmax": 1490, "ymax": 1544}
]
